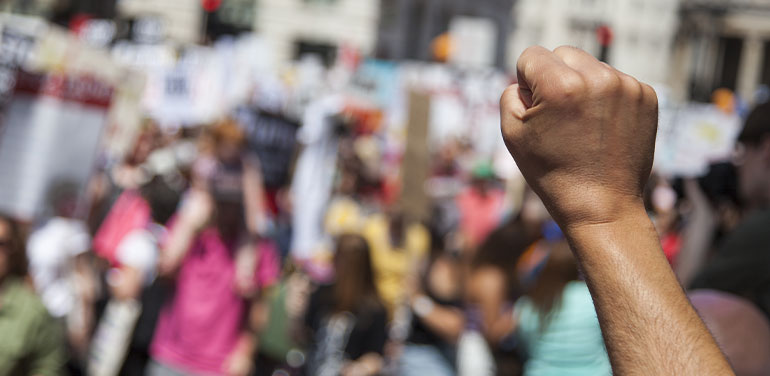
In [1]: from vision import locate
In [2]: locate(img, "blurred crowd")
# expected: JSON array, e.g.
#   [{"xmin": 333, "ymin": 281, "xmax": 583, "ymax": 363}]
[{"xmin": 2, "ymin": 79, "xmax": 770, "ymax": 376}]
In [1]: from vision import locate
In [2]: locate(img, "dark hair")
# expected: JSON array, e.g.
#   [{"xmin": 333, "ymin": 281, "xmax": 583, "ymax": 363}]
[
  {"xmin": 332, "ymin": 234, "xmax": 383, "ymax": 313},
  {"xmin": 739, "ymin": 101, "xmax": 770, "ymax": 146},
  {"xmin": 46, "ymin": 180, "xmax": 79, "ymax": 215},
  {"xmin": 473, "ymin": 219, "xmax": 539, "ymax": 299},
  {"xmin": 474, "ymin": 220, "xmax": 536, "ymax": 269},
  {"xmin": 140, "ymin": 175, "xmax": 183, "ymax": 225},
  {"xmin": 0, "ymin": 214, "xmax": 28, "ymax": 278},
  {"xmin": 528, "ymin": 240, "xmax": 579, "ymax": 327}
]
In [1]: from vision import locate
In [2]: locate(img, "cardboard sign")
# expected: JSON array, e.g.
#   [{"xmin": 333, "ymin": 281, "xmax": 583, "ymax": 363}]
[{"xmin": 400, "ymin": 91, "xmax": 431, "ymax": 222}]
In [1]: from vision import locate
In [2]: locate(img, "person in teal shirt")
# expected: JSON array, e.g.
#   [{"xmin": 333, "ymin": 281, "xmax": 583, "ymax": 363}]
[
  {"xmin": 514, "ymin": 239, "xmax": 610, "ymax": 376},
  {"xmin": 0, "ymin": 214, "xmax": 66, "ymax": 376}
]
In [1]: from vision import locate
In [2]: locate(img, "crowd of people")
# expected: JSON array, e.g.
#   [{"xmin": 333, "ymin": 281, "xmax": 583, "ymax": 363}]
[{"xmin": 1, "ymin": 54, "xmax": 770, "ymax": 376}]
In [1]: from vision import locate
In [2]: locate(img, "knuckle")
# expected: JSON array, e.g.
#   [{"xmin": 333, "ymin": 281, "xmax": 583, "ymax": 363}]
[
  {"xmin": 555, "ymin": 73, "xmax": 586, "ymax": 98},
  {"xmin": 619, "ymin": 74, "xmax": 643, "ymax": 99},
  {"xmin": 553, "ymin": 45, "xmax": 577, "ymax": 56},
  {"xmin": 517, "ymin": 47, "xmax": 537, "ymax": 69},
  {"xmin": 521, "ymin": 58, "xmax": 538, "ymax": 79},
  {"xmin": 640, "ymin": 83, "xmax": 656, "ymax": 99},
  {"xmin": 520, "ymin": 45, "xmax": 541, "ymax": 60},
  {"xmin": 641, "ymin": 83, "xmax": 659, "ymax": 107},
  {"xmin": 589, "ymin": 69, "xmax": 622, "ymax": 93},
  {"xmin": 517, "ymin": 46, "xmax": 546, "ymax": 73}
]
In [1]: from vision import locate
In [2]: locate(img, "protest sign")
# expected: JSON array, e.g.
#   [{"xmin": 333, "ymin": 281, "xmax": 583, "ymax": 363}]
[
  {"xmin": 655, "ymin": 103, "xmax": 742, "ymax": 177},
  {"xmin": 235, "ymin": 107, "xmax": 299, "ymax": 188},
  {"xmin": 400, "ymin": 90, "xmax": 431, "ymax": 222},
  {"xmin": 0, "ymin": 71, "xmax": 112, "ymax": 219}
]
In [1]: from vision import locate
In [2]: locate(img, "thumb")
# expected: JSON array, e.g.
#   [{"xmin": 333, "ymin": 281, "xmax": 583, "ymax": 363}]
[
  {"xmin": 500, "ymin": 83, "xmax": 529, "ymax": 145},
  {"xmin": 516, "ymin": 72, "xmax": 534, "ymax": 109},
  {"xmin": 500, "ymin": 84, "xmax": 529, "ymax": 121}
]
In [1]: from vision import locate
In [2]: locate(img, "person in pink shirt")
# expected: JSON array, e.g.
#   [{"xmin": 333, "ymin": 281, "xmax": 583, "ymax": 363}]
[
  {"xmin": 456, "ymin": 164, "xmax": 506, "ymax": 249},
  {"xmin": 148, "ymin": 178, "xmax": 278, "ymax": 376}
]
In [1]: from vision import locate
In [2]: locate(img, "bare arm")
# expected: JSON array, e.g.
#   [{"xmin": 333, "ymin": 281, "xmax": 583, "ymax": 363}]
[
  {"xmin": 341, "ymin": 353, "xmax": 383, "ymax": 376},
  {"xmin": 567, "ymin": 208, "xmax": 728, "ymax": 374},
  {"xmin": 675, "ymin": 179, "xmax": 718, "ymax": 286},
  {"xmin": 158, "ymin": 218, "xmax": 198, "ymax": 277},
  {"xmin": 467, "ymin": 267, "xmax": 514, "ymax": 345},
  {"xmin": 411, "ymin": 296, "xmax": 465, "ymax": 344},
  {"xmin": 500, "ymin": 45, "xmax": 732, "ymax": 375},
  {"xmin": 158, "ymin": 189, "xmax": 212, "ymax": 276},
  {"xmin": 242, "ymin": 157, "xmax": 270, "ymax": 236}
]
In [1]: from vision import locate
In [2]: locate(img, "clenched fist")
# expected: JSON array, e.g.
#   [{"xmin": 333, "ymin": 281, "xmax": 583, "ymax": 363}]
[{"xmin": 501, "ymin": 46, "xmax": 658, "ymax": 229}]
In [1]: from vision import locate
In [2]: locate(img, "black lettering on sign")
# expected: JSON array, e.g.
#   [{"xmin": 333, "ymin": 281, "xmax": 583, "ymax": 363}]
[
  {"xmin": 0, "ymin": 29, "xmax": 34, "ymax": 67},
  {"xmin": 0, "ymin": 29, "xmax": 35, "ymax": 102},
  {"xmin": 165, "ymin": 73, "xmax": 188, "ymax": 97}
]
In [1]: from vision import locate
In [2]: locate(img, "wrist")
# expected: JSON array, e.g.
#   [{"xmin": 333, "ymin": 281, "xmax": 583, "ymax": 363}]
[
  {"xmin": 561, "ymin": 202, "xmax": 662, "ymax": 265},
  {"xmin": 556, "ymin": 195, "xmax": 647, "ymax": 235}
]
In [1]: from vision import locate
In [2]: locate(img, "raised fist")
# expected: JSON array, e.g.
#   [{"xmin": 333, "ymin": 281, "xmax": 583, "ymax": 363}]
[{"xmin": 500, "ymin": 46, "xmax": 658, "ymax": 229}]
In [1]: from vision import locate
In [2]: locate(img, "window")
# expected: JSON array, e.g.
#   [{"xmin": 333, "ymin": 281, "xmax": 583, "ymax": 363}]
[
  {"xmin": 760, "ymin": 40, "xmax": 770, "ymax": 88},
  {"xmin": 294, "ymin": 40, "xmax": 337, "ymax": 67},
  {"xmin": 303, "ymin": 0, "xmax": 338, "ymax": 5},
  {"xmin": 206, "ymin": 0, "xmax": 256, "ymax": 40},
  {"xmin": 216, "ymin": 0, "xmax": 256, "ymax": 29},
  {"xmin": 715, "ymin": 36, "xmax": 743, "ymax": 91}
]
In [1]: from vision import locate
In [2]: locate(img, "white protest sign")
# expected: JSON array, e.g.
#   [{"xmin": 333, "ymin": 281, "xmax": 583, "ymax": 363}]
[
  {"xmin": 0, "ymin": 71, "xmax": 112, "ymax": 219},
  {"xmin": 449, "ymin": 17, "xmax": 497, "ymax": 69},
  {"xmin": 655, "ymin": 103, "xmax": 741, "ymax": 177}
]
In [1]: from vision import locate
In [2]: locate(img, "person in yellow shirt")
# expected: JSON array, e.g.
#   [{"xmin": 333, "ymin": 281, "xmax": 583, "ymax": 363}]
[{"xmin": 361, "ymin": 210, "xmax": 429, "ymax": 316}]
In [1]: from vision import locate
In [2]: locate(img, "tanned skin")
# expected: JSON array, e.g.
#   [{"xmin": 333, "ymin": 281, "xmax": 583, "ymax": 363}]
[{"xmin": 499, "ymin": 45, "xmax": 733, "ymax": 375}]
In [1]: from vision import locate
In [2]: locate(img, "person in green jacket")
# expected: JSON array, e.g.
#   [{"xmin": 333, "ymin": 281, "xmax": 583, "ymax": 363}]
[{"xmin": 0, "ymin": 213, "xmax": 66, "ymax": 376}]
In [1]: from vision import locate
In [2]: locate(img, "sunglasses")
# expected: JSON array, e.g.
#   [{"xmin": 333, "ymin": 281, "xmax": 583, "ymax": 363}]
[{"xmin": 0, "ymin": 239, "xmax": 10, "ymax": 248}]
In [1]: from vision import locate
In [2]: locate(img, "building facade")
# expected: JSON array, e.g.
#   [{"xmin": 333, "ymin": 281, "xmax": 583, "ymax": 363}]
[
  {"xmin": 509, "ymin": 0, "xmax": 680, "ymax": 86},
  {"xmin": 255, "ymin": 0, "xmax": 381, "ymax": 65},
  {"xmin": 671, "ymin": 0, "xmax": 770, "ymax": 103},
  {"xmin": 116, "ymin": 0, "xmax": 203, "ymax": 44},
  {"xmin": 376, "ymin": 0, "xmax": 515, "ymax": 69}
]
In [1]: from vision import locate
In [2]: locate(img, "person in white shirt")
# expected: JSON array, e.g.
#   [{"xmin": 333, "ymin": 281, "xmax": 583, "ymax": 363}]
[{"xmin": 27, "ymin": 183, "xmax": 96, "ymax": 363}]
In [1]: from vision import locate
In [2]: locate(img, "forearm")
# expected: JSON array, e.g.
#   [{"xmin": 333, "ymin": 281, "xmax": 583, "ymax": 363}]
[
  {"xmin": 675, "ymin": 209, "xmax": 717, "ymax": 287},
  {"xmin": 159, "ymin": 222, "xmax": 197, "ymax": 276},
  {"xmin": 415, "ymin": 305, "xmax": 465, "ymax": 344},
  {"xmin": 564, "ymin": 203, "xmax": 732, "ymax": 375},
  {"xmin": 242, "ymin": 158, "xmax": 267, "ymax": 235},
  {"xmin": 344, "ymin": 353, "xmax": 382, "ymax": 376},
  {"xmin": 160, "ymin": 189, "xmax": 212, "ymax": 276}
]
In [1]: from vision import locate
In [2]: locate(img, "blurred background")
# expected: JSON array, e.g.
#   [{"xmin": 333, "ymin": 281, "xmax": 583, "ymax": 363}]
[{"xmin": 0, "ymin": 1, "xmax": 769, "ymax": 376}]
